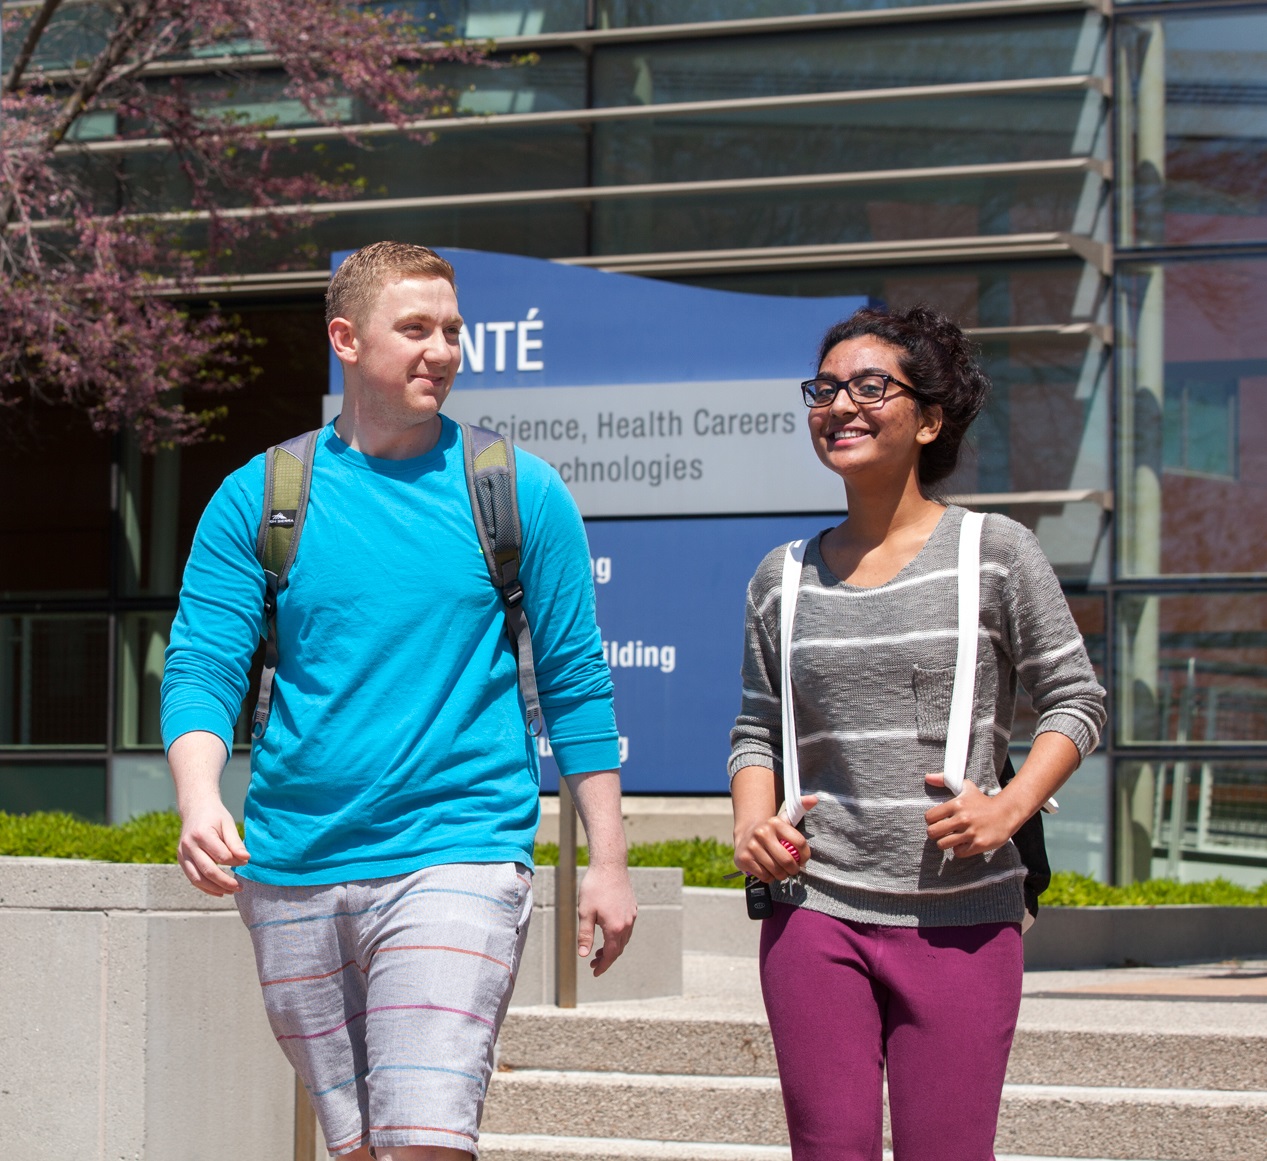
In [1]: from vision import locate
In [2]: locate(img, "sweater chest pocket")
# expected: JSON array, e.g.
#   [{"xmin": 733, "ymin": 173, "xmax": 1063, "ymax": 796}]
[{"xmin": 912, "ymin": 661, "xmax": 993, "ymax": 743}]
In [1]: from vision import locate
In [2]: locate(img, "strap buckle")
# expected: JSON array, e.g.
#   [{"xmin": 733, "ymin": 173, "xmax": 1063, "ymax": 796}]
[{"xmin": 503, "ymin": 579, "xmax": 524, "ymax": 608}]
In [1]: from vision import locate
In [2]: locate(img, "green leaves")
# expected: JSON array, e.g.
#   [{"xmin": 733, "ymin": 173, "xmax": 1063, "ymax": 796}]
[
  {"xmin": 1045, "ymin": 871, "xmax": 1267, "ymax": 907},
  {"xmin": 533, "ymin": 837, "xmax": 746, "ymax": 888}
]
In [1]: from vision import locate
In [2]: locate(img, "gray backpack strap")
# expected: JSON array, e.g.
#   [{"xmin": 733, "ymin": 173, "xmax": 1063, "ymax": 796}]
[
  {"xmin": 462, "ymin": 423, "xmax": 543, "ymax": 737},
  {"xmin": 251, "ymin": 429, "xmax": 319, "ymax": 740}
]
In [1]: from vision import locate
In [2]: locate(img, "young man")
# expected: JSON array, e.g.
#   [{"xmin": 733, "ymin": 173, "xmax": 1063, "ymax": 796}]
[{"xmin": 161, "ymin": 241, "xmax": 636, "ymax": 1160}]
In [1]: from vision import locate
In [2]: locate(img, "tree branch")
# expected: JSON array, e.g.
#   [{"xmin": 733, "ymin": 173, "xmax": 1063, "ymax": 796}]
[
  {"xmin": 3, "ymin": 0, "xmax": 66, "ymax": 94},
  {"xmin": 1, "ymin": 0, "xmax": 166, "ymax": 230}
]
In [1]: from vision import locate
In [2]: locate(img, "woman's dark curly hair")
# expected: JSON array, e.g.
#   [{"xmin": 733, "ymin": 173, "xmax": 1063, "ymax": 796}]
[{"xmin": 816, "ymin": 304, "xmax": 991, "ymax": 489}]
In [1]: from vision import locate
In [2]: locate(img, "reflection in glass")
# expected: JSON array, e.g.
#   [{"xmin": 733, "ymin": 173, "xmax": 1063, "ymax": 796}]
[
  {"xmin": 598, "ymin": 0, "xmax": 990, "ymax": 22},
  {"xmin": 117, "ymin": 613, "xmax": 175, "ymax": 748},
  {"xmin": 591, "ymin": 173, "xmax": 1093, "ymax": 254},
  {"xmin": 677, "ymin": 260, "xmax": 1111, "ymax": 580},
  {"xmin": 406, "ymin": 0, "xmax": 587, "ymax": 37},
  {"xmin": 1116, "ymin": 759, "xmax": 1267, "ymax": 886},
  {"xmin": 1118, "ymin": 11, "xmax": 1267, "ymax": 248},
  {"xmin": 1117, "ymin": 258, "xmax": 1267, "ymax": 577},
  {"xmin": 1116, "ymin": 592, "xmax": 1267, "ymax": 747},
  {"xmin": 1, "ymin": 410, "xmax": 111, "ymax": 599},
  {"xmin": 593, "ymin": 16, "xmax": 1096, "ymax": 105},
  {"xmin": 111, "ymin": 754, "xmax": 252, "ymax": 823},
  {"xmin": 0, "ymin": 764, "xmax": 108, "ymax": 823},
  {"xmin": 118, "ymin": 434, "xmax": 182, "ymax": 598},
  {"xmin": 0, "ymin": 617, "xmax": 108, "ymax": 747},
  {"xmin": 1029, "ymin": 749, "xmax": 1108, "ymax": 880}
]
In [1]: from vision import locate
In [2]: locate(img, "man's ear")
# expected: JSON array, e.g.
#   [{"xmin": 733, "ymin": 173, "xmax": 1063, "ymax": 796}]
[
  {"xmin": 915, "ymin": 403, "xmax": 943, "ymax": 445},
  {"xmin": 328, "ymin": 317, "xmax": 358, "ymax": 364}
]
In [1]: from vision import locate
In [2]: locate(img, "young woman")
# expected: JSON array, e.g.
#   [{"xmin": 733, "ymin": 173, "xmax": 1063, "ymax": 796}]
[{"xmin": 730, "ymin": 305, "xmax": 1105, "ymax": 1161}]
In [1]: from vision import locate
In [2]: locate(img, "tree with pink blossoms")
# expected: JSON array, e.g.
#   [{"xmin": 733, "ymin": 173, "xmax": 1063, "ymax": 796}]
[{"xmin": 1, "ymin": 0, "xmax": 485, "ymax": 448}]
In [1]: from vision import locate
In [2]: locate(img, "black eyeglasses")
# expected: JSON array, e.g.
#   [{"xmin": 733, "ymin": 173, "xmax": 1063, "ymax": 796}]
[{"xmin": 800, "ymin": 372, "xmax": 920, "ymax": 409}]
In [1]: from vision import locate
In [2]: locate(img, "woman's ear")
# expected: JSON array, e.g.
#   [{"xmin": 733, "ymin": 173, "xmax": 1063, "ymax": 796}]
[{"xmin": 915, "ymin": 403, "xmax": 943, "ymax": 445}]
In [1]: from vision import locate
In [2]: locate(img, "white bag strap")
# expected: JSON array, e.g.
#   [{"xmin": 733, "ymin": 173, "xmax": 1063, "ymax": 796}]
[
  {"xmin": 779, "ymin": 539, "xmax": 808, "ymax": 826},
  {"xmin": 943, "ymin": 511, "xmax": 985, "ymax": 795}
]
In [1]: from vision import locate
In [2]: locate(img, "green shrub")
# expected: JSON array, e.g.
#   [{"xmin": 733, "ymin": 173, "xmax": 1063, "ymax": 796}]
[
  {"xmin": 534, "ymin": 836, "xmax": 739, "ymax": 888},
  {"xmin": 1045, "ymin": 870, "xmax": 1267, "ymax": 907},
  {"xmin": 3, "ymin": 814, "xmax": 1265, "ymax": 904},
  {"xmin": 0, "ymin": 811, "xmax": 185, "ymax": 863}
]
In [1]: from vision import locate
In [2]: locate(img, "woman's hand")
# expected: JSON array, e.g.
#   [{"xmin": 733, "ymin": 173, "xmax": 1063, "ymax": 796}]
[
  {"xmin": 923, "ymin": 773, "xmax": 1023, "ymax": 860},
  {"xmin": 925, "ymin": 734, "xmax": 1081, "ymax": 859},
  {"xmin": 734, "ymin": 795, "xmax": 819, "ymax": 883}
]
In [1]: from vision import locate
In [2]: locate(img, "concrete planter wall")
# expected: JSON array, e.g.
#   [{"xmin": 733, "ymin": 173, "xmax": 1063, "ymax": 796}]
[
  {"xmin": 0, "ymin": 858, "xmax": 682, "ymax": 1160},
  {"xmin": 1021, "ymin": 903, "xmax": 1267, "ymax": 969},
  {"xmin": 684, "ymin": 886, "xmax": 1267, "ymax": 968}
]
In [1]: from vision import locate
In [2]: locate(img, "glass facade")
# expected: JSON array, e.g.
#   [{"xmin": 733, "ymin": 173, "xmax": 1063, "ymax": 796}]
[{"xmin": 3, "ymin": 0, "xmax": 1264, "ymax": 884}]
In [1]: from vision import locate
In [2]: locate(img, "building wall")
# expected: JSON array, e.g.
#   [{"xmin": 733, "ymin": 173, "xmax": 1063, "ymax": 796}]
[{"xmin": 2, "ymin": 0, "xmax": 1264, "ymax": 884}]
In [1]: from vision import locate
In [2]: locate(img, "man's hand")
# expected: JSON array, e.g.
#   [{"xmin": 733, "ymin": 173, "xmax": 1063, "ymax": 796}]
[
  {"xmin": 561, "ymin": 769, "xmax": 636, "ymax": 977},
  {"xmin": 576, "ymin": 861, "xmax": 637, "ymax": 977},
  {"xmin": 923, "ymin": 773, "xmax": 1022, "ymax": 859},
  {"xmin": 177, "ymin": 797, "xmax": 249, "ymax": 895},
  {"xmin": 169, "ymin": 730, "xmax": 247, "ymax": 896}
]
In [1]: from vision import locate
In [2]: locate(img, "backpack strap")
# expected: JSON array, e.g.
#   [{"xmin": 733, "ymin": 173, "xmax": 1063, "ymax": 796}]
[
  {"xmin": 461, "ymin": 423, "xmax": 544, "ymax": 737},
  {"xmin": 251, "ymin": 429, "xmax": 319, "ymax": 740},
  {"xmin": 779, "ymin": 539, "xmax": 809, "ymax": 826},
  {"xmin": 942, "ymin": 510, "xmax": 986, "ymax": 795}
]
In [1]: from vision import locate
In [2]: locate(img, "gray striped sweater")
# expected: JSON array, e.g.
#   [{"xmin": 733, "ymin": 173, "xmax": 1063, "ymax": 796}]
[{"xmin": 729, "ymin": 506, "xmax": 1106, "ymax": 928}]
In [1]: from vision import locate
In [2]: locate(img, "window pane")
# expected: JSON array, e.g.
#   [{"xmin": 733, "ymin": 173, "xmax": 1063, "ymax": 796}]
[
  {"xmin": 111, "ymin": 754, "xmax": 251, "ymax": 823},
  {"xmin": 268, "ymin": 125, "xmax": 589, "ymax": 201},
  {"xmin": 676, "ymin": 260, "xmax": 1109, "ymax": 580},
  {"xmin": 1008, "ymin": 747, "xmax": 1108, "ymax": 880},
  {"xmin": 117, "ymin": 438, "xmax": 183, "ymax": 598},
  {"xmin": 1117, "ymin": 257, "xmax": 1267, "ymax": 577},
  {"xmin": 176, "ymin": 203, "xmax": 588, "ymax": 275},
  {"xmin": 594, "ymin": 95, "xmax": 1099, "ymax": 185},
  {"xmin": 1116, "ymin": 592, "xmax": 1267, "ymax": 746},
  {"xmin": 415, "ymin": 0, "xmax": 588, "ymax": 36},
  {"xmin": 1115, "ymin": 759, "xmax": 1267, "ymax": 886},
  {"xmin": 0, "ymin": 763, "xmax": 107, "ymax": 823},
  {"xmin": 591, "ymin": 172, "xmax": 1093, "ymax": 254},
  {"xmin": 1118, "ymin": 11, "xmax": 1267, "ymax": 247},
  {"xmin": 597, "ymin": 0, "xmax": 995, "ymax": 21},
  {"xmin": 0, "ymin": 408, "xmax": 111, "ymax": 599},
  {"xmin": 0, "ymin": 617, "xmax": 108, "ymax": 748},
  {"xmin": 593, "ymin": 16, "xmax": 1095, "ymax": 105},
  {"xmin": 116, "ymin": 613, "xmax": 174, "ymax": 748}
]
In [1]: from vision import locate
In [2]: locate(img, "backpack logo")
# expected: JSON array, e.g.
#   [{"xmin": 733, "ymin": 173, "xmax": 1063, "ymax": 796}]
[{"xmin": 268, "ymin": 510, "xmax": 295, "ymax": 528}]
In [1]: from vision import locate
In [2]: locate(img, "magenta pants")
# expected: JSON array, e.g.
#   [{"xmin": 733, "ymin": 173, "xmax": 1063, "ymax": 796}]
[{"xmin": 759, "ymin": 902, "xmax": 1023, "ymax": 1161}]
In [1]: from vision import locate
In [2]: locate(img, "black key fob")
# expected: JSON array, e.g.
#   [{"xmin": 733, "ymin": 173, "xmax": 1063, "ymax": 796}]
[{"xmin": 744, "ymin": 875, "xmax": 774, "ymax": 920}]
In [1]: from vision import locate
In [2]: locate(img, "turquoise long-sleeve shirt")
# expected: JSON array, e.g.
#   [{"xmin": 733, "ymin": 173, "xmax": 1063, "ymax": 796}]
[{"xmin": 161, "ymin": 417, "xmax": 619, "ymax": 885}]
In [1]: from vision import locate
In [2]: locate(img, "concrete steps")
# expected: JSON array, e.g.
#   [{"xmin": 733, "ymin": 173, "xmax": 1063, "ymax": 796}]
[
  {"xmin": 482, "ymin": 960, "xmax": 1267, "ymax": 1161},
  {"xmin": 481, "ymin": 1141, "xmax": 1191, "ymax": 1161}
]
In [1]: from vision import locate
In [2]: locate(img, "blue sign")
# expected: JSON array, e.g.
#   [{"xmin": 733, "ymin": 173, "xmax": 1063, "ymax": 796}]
[
  {"xmin": 326, "ymin": 248, "xmax": 865, "ymax": 792},
  {"xmin": 535, "ymin": 515, "xmax": 834, "ymax": 793}
]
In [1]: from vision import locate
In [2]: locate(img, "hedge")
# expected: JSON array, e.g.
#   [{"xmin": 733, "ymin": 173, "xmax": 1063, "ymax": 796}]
[{"xmin": 3, "ymin": 813, "xmax": 1265, "ymax": 904}]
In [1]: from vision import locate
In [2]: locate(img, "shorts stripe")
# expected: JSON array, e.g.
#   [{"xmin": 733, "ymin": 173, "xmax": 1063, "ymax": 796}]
[
  {"xmin": 276, "ymin": 1002, "xmax": 494, "ymax": 1042},
  {"xmin": 373, "ymin": 1125, "xmax": 477, "ymax": 1141},
  {"xmin": 260, "ymin": 943, "xmax": 511, "ymax": 988},
  {"xmin": 313, "ymin": 1069, "xmax": 370, "ymax": 1098},
  {"xmin": 376, "ymin": 1064, "xmax": 483, "ymax": 1083}
]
